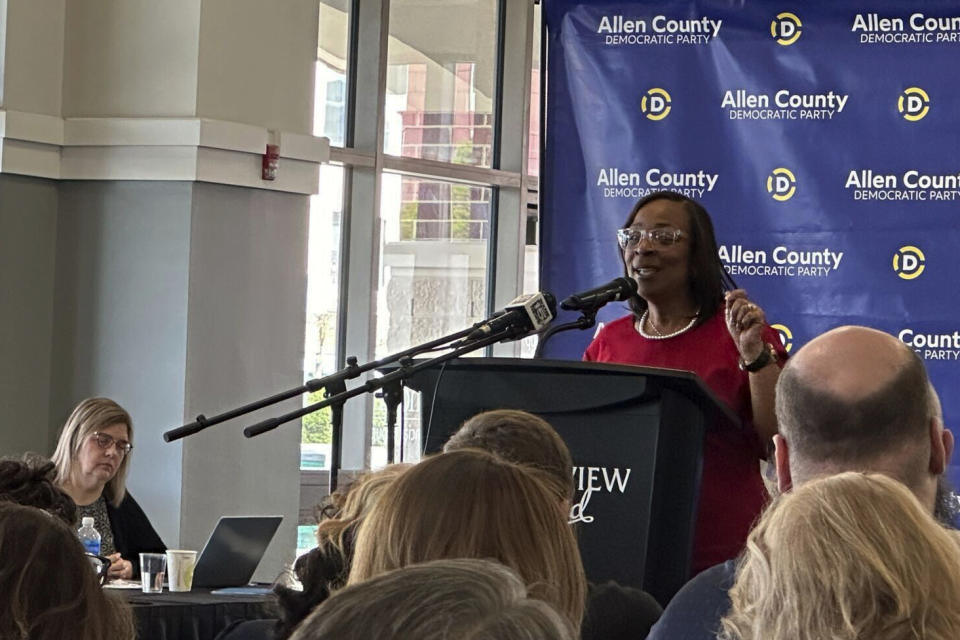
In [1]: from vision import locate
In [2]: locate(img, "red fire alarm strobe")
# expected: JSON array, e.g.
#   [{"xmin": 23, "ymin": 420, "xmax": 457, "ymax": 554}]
[{"xmin": 262, "ymin": 144, "xmax": 280, "ymax": 180}]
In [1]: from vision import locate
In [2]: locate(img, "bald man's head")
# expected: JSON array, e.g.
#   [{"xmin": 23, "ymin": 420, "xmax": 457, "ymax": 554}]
[{"xmin": 775, "ymin": 326, "xmax": 932, "ymax": 488}]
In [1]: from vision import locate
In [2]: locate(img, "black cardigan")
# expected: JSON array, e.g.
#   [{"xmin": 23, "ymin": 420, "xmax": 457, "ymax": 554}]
[{"xmin": 105, "ymin": 492, "xmax": 166, "ymax": 576}]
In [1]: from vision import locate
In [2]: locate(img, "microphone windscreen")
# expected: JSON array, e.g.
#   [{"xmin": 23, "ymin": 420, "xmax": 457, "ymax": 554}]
[
  {"xmin": 542, "ymin": 291, "xmax": 558, "ymax": 317},
  {"xmin": 615, "ymin": 276, "xmax": 638, "ymax": 300}
]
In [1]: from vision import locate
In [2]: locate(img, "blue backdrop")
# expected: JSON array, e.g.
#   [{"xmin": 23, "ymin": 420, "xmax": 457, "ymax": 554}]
[{"xmin": 541, "ymin": 1, "xmax": 960, "ymax": 486}]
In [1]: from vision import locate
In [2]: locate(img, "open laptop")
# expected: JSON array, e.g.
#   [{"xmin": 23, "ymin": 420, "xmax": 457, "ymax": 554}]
[{"xmin": 191, "ymin": 516, "xmax": 283, "ymax": 589}]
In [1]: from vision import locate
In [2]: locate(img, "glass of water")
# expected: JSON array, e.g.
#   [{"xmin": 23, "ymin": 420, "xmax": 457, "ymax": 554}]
[{"xmin": 139, "ymin": 553, "xmax": 167, "ymax": 593}]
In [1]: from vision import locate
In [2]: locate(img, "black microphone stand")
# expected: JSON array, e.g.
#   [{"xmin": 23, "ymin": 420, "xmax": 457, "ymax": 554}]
[
  {"xmin": 162, "ymin": 324, "xmax": 480, "ymax": 491},
  {"xmin": 242, "ymin": 327, "xmax": 523, "ymax": 485},
  {"xmin": 533, "ymin": 308, "xmax": 599, "ymax": 358},
  {"xmin": 377, "ymin": 374, "xmax": 405, "ymax": 464},
  {"xmin": 243, "ymin": 326, "xmax": 519, "ymax": 439}
]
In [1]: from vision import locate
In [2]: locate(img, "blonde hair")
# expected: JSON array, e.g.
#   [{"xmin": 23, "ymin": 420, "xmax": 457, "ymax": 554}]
[
  {"xmin": 720, "ymin": 472, "xmax": 960, "ymax": 640},
  {"xmin": 51, "ymin": 398, "xmax": 133, "ymax": 507},
  {"xmin": 315, "ymin": 464, "xmax": 410, "ymax": 550},
  {"xmin": 0, "ymin": 503, "xmax": 135, "ymax": 640},
  {"xmin": 291, "ymin": 558, "xmax": 575, "ymax": 640},
  {"xmin": 348, "ymin": 449, "xmax": 587, "ymax": 629}
]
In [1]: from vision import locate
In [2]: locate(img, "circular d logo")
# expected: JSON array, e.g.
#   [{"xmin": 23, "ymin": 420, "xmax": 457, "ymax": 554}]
[
  {"xmin": 898, "ymin": 87, "xmax": 930, "ymax": 122},
  {"xmin": 770, "ymin": 323, "xmax": 793, "ymax": 352},
  {"xmin": 766, "ymin": 167, "xmax": 797, "ymax": 201},
  {"xmin": 771, "ymin": 12, "xmax": 802, "ymax": 45},
  {"xmin": 893, "ymin": 246, "xmax": 925, "ymax": 280},
  {"xmin": 641, "ymin": 88, "xmax": 672, "ymax": 121}
]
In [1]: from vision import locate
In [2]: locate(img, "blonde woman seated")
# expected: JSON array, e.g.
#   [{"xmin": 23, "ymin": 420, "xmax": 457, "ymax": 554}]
[
  {"xmin": 290, "ymin": 558, "xmax": 575, "ymax": 640},
  {"xmin": 52, "ymin": 397, "xmax": 165, "ymax": 580},
  {"xmin": 348, "ymin": 448, "xmax": 588, "ymax": 631},
  {"xmin": 720, "ymin": 472, "xmax": 960, "ymax": 640}
]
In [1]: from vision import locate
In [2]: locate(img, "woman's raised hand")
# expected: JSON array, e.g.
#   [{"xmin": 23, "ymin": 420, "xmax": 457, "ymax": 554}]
[{"xmin": 724, "ymin": 289, "xmax": 766, "ymax": 362}]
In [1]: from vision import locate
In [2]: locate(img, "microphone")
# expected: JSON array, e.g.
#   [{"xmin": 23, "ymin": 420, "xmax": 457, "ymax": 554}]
[
  {"xmin": 465, "ymin": 292, "xmax": 557, "ymax": 341},
  {"xmin": 560, "ymin": 277, "xmax": 638, "ymax": 311}
]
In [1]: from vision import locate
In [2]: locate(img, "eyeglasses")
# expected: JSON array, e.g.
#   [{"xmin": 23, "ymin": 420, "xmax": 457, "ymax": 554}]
[
  {"xmin": 617, "ymin": 227, "xmax": 686, "ymax": 249},
  {"xmin": 86, "ymin": 552, "xmax": 111, "ymax": 585},
  {"xmin": 90, "ymin": 432, "xmax": 133, "ymax": 456}
]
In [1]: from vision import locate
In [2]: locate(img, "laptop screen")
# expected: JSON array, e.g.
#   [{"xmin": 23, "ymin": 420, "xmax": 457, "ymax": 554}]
[{"xmin": 191, "ymin": 516, "xmax": 283, "ymax": 589}]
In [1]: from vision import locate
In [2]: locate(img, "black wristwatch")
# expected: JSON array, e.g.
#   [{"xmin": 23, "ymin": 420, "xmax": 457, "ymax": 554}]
[{"xmin": 738, "ymin": 343, "xmax": 778, "ymax": 372}]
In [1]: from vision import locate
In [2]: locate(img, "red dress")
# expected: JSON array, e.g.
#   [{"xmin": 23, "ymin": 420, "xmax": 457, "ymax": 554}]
[{"xmin": 584, "ymin": 307, "xmax": 786, "ymax": 573}]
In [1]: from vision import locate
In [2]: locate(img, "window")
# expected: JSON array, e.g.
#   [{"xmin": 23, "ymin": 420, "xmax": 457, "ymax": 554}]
[
  {"xmin": 301, "ymin": 164, "xmax": 345, "ymax": 470},
  {"xmin": 301, "ymin": 0, "xmax": 538, "ymax": 535},
  {"xmin": 376, "ymin": 174, "xmax": 491, "ymax": 358},
  {"xmin": 313, "ymin": 1, "xmax": 349, "ymax": 142},
  {"xmin": 385, "ymin": 0, "xmax": 498, "ymax": 168},
  {"xmin": 522, "ymin": 2, "xmax": 542, "ymax": 358},
  {"xmin": 298, "ymin": 0, "xmax": 351, "ymax": 555}
]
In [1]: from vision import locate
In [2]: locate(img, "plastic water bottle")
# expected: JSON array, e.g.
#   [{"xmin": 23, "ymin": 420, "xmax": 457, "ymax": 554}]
[{"xmin": 78, "ymin": 517, "xmax": 101, "ymax": 556}]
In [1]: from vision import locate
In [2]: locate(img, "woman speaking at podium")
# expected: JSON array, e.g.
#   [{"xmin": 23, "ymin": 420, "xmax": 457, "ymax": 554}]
[{"xmin": 584, "ymin": 191, "xmax": 786, "ymax": 574}]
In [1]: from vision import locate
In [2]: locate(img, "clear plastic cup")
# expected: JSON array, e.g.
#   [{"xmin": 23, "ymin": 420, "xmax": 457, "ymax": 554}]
[
  {"xmin": 165, "ymin": 550, "xmax": 197, "ymax": 592},
  {"xmin": 140, "ymin": 553, "xmax": 167, "ymax": 593}
]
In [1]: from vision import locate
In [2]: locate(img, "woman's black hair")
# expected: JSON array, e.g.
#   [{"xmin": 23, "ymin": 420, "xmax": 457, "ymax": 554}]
[
  {"xmin": 620, "ymin": 190, "xmax": 736, "ymax": 323},
  {"xmin": 270, "ymin": 523, "xmax": 358, "ymax": 639},
  {"xmin": 0, "ymin": 456, "xmax": 77, "ymax": 525}
]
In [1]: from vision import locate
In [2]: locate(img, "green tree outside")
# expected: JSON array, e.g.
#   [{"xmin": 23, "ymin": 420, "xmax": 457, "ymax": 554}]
[
  {"xmin": 301, "ymin": 391, "xmax": 389, "ymax": 446},
  {"xmin": 301, "ymin": 391, "xmax": 332, "ymax": 443}
]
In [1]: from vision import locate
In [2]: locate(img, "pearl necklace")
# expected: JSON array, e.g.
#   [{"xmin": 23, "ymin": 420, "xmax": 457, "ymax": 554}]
[{"xmin": 636, "ymin": 309, "xmax": 700, "ymax": 340}]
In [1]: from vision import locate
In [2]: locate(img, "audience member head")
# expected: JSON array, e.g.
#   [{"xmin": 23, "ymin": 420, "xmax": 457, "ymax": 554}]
[
  {"xmin": 720, "ymin": 472, "xmax": 960, "ymax": 640},
  {"xmin": 0, "ymin": 502, "xmax": 135, "ymax": 640},
  {"xmin": 51, "ymin": 397, "xmax": 135, "ymax": 506},
  {"xmin": 773, "ymin": 326, "xmax": 954, "ymax": 514},
  {"xmin": 0, "ymin": 455, "xmax": 77, "ymax": 525},
  {"xmin": 271, "ymin": 543, "xmax": 348, "ymax": 640},
  {"xmin": 444, "ymin": 409, "xmax": 575, "ymax": 501},
  {"xmin": 290, "ymin": 558, "xmax": 576, "ymax": 640},
  {"xmin": 349, "ymin": 449, "xmax": 587, "ymax": 628},
  {"xmin": 272, "ymin": 464, "xmax": 410, "ymax": 640},
  {"xmin": 315, "ymin": 463, "xmax": 411, "ymax": 552}
]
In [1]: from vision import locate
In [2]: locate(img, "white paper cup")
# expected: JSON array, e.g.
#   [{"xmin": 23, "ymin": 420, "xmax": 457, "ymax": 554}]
[{"xmin": 165, "ymin": 550, "xmax": 198, "ymax": 592}]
